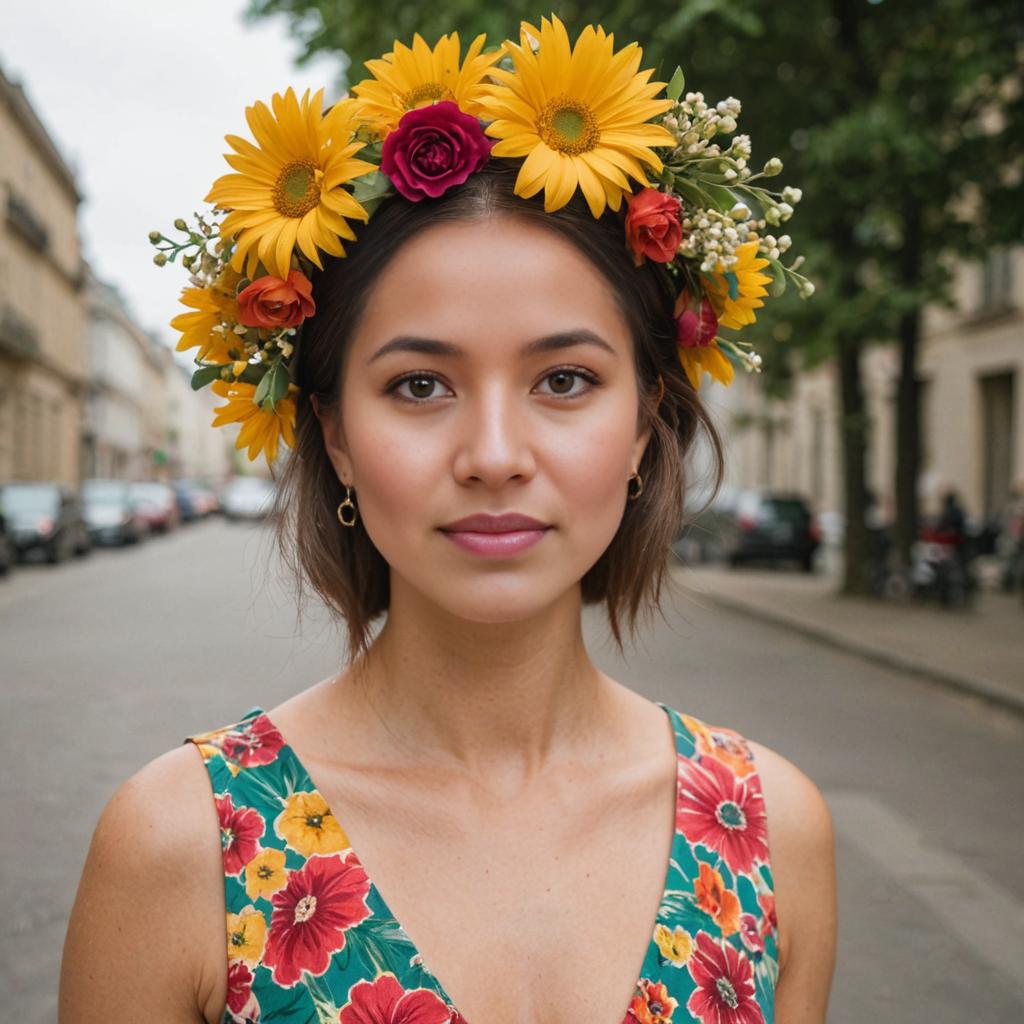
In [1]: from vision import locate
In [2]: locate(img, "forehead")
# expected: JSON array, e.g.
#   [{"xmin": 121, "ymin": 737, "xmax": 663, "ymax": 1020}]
[{"xmin": 350, "ymin": 214, "xmax": 631, "ymax": 359}]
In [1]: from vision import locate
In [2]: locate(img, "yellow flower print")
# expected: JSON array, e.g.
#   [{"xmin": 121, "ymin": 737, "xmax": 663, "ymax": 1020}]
[
  {"xmin": 244, "ymin": 847, "xmax": 288, "ymax": 902},
  {"xmin": 275, "ymin": 791, "xmax": 349, "ymax": 856},
  {"xmin": 226, "ymin": 905, "xmax": 266, "ymax": 964},
  {"xmin": 654, "ymin": 923, "xmax": 693, "ymax": 966}
]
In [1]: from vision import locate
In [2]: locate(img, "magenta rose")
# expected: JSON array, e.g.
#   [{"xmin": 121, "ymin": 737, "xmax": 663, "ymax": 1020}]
[{"xmin": 381, "ymin": 100, "xmax": 493, "ymax": 201}]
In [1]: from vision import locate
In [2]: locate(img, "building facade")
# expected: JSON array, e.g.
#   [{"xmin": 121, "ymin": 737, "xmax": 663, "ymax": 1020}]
[
  {"xmin": 713, "ymin": 247, "xmax": 1023, "ymax": 528},
  {"xmin": 0, "ymin": 65, "xmax": 88, "ymax": 486}
]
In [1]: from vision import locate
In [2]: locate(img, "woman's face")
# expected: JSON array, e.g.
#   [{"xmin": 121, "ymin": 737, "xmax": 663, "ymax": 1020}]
[{"xmin": 319, "ymin": 213, "xmax": 651, "ymax": 624}]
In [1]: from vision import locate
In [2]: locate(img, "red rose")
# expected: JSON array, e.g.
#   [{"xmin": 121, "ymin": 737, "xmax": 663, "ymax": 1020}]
[
  {"xmin": 675, "ymin": 295, "xmax": 719, "ymax": 349},
  {"xmin": 238, "ymin": 270, "xmax": 315, "ymax": 329},
  {"xmin": 381, "ymin": 100, "xmax": 493, "ymax": 202},
  {"xmin": 625, "ymin": 188, "xmax": 684, "ymax": 266}
]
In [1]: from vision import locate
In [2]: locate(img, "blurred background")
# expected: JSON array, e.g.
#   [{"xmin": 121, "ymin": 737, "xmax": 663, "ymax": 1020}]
[{"xmin": 1, "ymin": 1, "xmax": 1022, "ymax": 1022}]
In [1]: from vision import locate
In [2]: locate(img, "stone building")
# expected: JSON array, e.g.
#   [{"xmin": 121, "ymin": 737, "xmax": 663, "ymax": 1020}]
[
  {"xmin": 82, "ymin": 272, "xmax": 167, "ymax": 480},
  {"xmin": 0, "ymin": 65, "xmax": 88, "ymax": 486}
]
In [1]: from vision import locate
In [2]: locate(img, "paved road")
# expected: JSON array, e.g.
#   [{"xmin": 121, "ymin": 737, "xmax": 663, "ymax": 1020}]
[{"xmin": 1, "ymin": 518, "xmax": 1021, "ymax": 1022}]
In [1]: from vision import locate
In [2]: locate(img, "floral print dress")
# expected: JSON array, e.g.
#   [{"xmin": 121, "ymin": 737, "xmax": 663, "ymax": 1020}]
[{"xmin": 186, "ymin": 702, "xmax": 779, "ymax": 1024}]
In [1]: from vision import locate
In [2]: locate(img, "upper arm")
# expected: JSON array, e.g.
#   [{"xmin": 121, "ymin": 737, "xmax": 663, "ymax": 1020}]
[
  {"xmin": 58, "ymin": 742, "xmax": 226, "ymax": 1024},
  {"xmin": 748, "ymin": 739, "xmax": 837, "ymax": 1024}
]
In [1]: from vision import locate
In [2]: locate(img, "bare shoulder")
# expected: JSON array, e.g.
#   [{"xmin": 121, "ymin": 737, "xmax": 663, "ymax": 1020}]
[
  {"xmin": 59, "ymin": 742, "xmax": 226, "ymax": 1024},
  {"xmin": 747, "ymin": 739, "xmax": 837, "ymax": 1024}
]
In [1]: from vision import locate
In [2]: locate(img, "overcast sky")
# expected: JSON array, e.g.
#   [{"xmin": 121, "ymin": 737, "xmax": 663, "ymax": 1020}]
[{"xmin": 2, "ymin": 1, "xmax": 342, "ymax": 356}]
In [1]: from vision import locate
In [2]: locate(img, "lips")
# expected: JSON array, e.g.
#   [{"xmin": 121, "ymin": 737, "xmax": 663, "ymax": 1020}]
[{"xmin": 439, "ymin": 512, "xmax": 550, "ymax": 534}]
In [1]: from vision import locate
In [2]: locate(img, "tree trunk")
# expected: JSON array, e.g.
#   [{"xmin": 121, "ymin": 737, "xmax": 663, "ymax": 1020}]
[
  {"xmin": 894, "ymin": 303, "xmax": 922, "ymax": 566},
  {"xmin": 894, "ymin": 204, "xmax": 924, "ymax": 568},
  {"xmin": 838, "ymin": 330, "xmax": 873, "ymax": 595}
]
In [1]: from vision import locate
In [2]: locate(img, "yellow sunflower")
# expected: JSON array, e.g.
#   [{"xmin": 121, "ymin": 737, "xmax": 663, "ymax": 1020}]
[
  {"xmin": 677, "ymin": 343, "xmax": 735, "ymax": 391},
  {"xmin": 351, "ymin": 31, "xmax": 502, "ymax": 136},
  {"xmin": 704, "ymin": 241, "xmax": 773, "ymax": 329},
  {"xmin": 478, "ymin": 15, "xmax": 676, "ymax": 217},
  {"xmin": 206, "ymin": 88, "xmax": 375, "ymax": 280},
  {"xmin": 210, "ymin": 379, "xmax": 298, "ymax": 465},
  {"xmin": 170, "ymin": 265, "xmax": 242, "ymax": 363}
]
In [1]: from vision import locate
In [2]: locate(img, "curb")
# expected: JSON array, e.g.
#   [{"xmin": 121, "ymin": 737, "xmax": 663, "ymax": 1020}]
[{"xmin": 691, "ymin": 587, "xmax": 1024, "ymax": 718}]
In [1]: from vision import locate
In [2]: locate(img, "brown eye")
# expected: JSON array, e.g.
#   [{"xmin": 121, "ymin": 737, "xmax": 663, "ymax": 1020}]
[
  {"xmin": 537, "ymin": 368, "xmax": 599, "ymax": 399},
  {"xmin": 407, "ymin": 376, "xmax": 437, "ymax": 399},
  {"xmin": 547, "ymin": 371, "xmax": 576, "ymax": 394}
]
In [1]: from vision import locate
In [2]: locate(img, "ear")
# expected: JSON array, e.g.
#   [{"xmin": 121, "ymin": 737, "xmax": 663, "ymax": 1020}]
[
  {"xmin": 311, "ymin": 394, "xmax": 354, "ymax": 487},
  {"xmin": 631, "ymin": 420, "xmax": 653, "ymax": 477}
]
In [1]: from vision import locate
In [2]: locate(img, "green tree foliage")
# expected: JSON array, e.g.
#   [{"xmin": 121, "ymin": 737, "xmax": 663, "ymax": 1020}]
[{"xmin": 247, "ymin": 0, "xmax": 1024, "ymax": 592}]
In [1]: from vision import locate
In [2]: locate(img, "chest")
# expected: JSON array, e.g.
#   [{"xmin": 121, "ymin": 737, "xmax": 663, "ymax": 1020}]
[{"xmin": 306, "ymin": 753, "xmax": 678, "ymax": 1024}]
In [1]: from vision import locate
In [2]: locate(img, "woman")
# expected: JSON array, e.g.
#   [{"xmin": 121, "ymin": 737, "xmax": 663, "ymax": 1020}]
[{"xmin": 60, "ymin": 19, "xmax": 835, "ymax": 1024}]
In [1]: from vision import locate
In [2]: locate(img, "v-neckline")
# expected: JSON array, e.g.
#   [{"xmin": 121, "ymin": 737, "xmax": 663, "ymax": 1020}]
[{"xmin": 252, "ymin": 700, "xmax": 682, "ymax": 1022}]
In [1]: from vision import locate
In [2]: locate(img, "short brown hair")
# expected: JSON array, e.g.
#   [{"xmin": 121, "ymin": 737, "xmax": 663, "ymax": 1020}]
[{"xmin": 274, "ymin": 158, "xmax": 723, "ymax": 662}]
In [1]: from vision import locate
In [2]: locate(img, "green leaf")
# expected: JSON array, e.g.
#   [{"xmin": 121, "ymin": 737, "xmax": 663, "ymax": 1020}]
[
  {"xmin": 190, "ymin": 365, "xmax": 223, "ymax": 391},
  {"xmin": 352, "ymin": 169, "xmax": 394, "ymax": 218},
  {"xmin": 255, "ymin": 358, "xmax": 291, "ymax": 411},
  {"xmin": 767, "ymin": 258, "xmax": 787, "ymax": 298},
  {"xmin": 667, "ymin": 66, "xmax": 686, "ymax": 102}
]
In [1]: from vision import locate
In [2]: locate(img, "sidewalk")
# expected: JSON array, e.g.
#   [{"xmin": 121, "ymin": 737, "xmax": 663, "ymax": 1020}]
[{"xmin": 672, "ymin": 562, "xmax": 1024, "ymax": 715}]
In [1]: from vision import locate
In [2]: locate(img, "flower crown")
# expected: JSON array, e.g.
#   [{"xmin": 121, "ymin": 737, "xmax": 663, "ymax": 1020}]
[{"xmin": 151, "ymin": 14, "xmax": 812, "ymax": 467}]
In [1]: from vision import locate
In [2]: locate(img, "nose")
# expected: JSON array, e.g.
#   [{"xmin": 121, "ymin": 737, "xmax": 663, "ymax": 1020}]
[{"xmin": 451, "ymin": 382, "xmax": 537, "ymax": 488}]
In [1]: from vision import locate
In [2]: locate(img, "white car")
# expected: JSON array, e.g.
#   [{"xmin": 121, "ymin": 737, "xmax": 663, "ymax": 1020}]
[{"xmin": 220, "ymin": 477, "xmax": 277, "ymax": 521}]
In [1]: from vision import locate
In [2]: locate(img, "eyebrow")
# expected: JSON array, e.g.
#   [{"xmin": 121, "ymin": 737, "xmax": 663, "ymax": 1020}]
[{"xmin": 366, "ymin": 329, "xmax": 618, "ymax": 365}]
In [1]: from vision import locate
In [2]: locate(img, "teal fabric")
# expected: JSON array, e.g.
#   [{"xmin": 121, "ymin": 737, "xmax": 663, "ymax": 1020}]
[{"xmin": 186, "ymin": 701, "xmax": 779, "ymax": 1023}]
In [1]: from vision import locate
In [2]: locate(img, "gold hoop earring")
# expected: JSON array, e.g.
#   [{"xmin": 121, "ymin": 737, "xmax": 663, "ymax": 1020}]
[
  {"xmin": 627, "ymin": 471, "xmax": 644, "ymax": 501},
  {"xmin": 336, "ymin": 485, "xmax": 358, "ymax": 527}
]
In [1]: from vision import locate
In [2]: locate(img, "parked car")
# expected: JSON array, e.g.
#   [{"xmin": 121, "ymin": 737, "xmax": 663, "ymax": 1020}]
[
  {"xmin": 720, "ymin": 490, "xmax": 821, "ymax": 572},
  {"xmin": 220, "ymin": 476, "xmax": 277, "ymax": 521},
  {"xmin": 673, "ymin": 484, "xmax": 740, "ymax": 564},
  {"xmin": 82, "ymin": 479, "xmax": 147, "ymax": 546},
  {"xmin": 128, "ymin": 481, "xmax": 180, "ymax": 534},
  {"xmin": 0, "ymin": 507, "xmax": 13, "ymax": 576},
  {"xmin": 172, "ymin": 478, "xmax": 218, "ymax": 521},
  {"xmin": 0, "ymin": 482, "xmax": 92, "ymax": 564}
]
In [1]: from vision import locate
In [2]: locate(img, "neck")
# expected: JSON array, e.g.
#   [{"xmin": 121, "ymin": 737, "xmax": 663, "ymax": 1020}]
[{"xmin": 341, "ymin": 578, "xmax": 618, "ymax": 785}]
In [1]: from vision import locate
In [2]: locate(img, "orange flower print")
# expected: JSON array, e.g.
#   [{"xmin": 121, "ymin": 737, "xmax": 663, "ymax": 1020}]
[
  {"xmin": 227, "ymin": 905, "xmax": 267, "ymax": 965},
  {"xmin": 694, "ymin": 862, "xmax": 742, "ymax": 937},
  {"xmin": 681, "ymin": 715, "xmax": 755, "ymax": 779},
  {"xmin": 245, "ymin": 847, "xmax": 288, "ymax": 901},
  {"xmin": 654, "ymin": 923, "xmax": 693, "ymax": 966},
  {"xmin": 625, "ymin": 978, "xmax": 678, "ymax": 1023}
]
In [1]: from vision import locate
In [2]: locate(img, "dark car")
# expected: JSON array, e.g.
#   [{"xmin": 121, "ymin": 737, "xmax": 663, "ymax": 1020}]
[
  {"xmin": 0, "ymin": 508, "xmax": 12, "ymax": 577},
  {"xmin": 721, "ymin": 489, "xmax": 821, "ymax": 572},
  {"xmin": 0, "ymin": 482, "xmax": 92, "ymax": 564},
  {"xmin": 172, "ymin": 478, "xmax": 218, "ymax": 522},
  {"xmin": 82, "ymin": 479, "xmax": 147, "ymax": 546},
  {"xmin": 128, "ymin": 481, "xmax": 180, "ymax": 534}
]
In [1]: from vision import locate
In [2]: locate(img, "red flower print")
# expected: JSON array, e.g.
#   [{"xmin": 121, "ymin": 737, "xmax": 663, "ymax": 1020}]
[
  {"xmin": 217, "ymin": 793, "xmax": 265, "ymax": 876},
  {"xmin": 624, "ymin": 978, "xmax": 678, "ymax": 1023},
  {"xmin": 337, "ymin": 972, "xmax": 453, "ymax": 1024},
  {"xmin": 221, "ymin": 714, "xmax": 285, "ymax": 768},
  {"xmin": 676, "ymin": 753, "xmax": 769, "ymax": 875},
  {"xmin": 226, "ymin": 960, "xmax": 261, "ymax": 1021},
  {"xmin": 739, "ymin": 913, "xmax": 765, "ymax": 955},
  {"xmin": 686, "ymin": 931, "xmax": 764, "ymax": 1024},
  {"xmin": 263, "ymin": 852, "xmax": 372, "ymax": 987}
]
